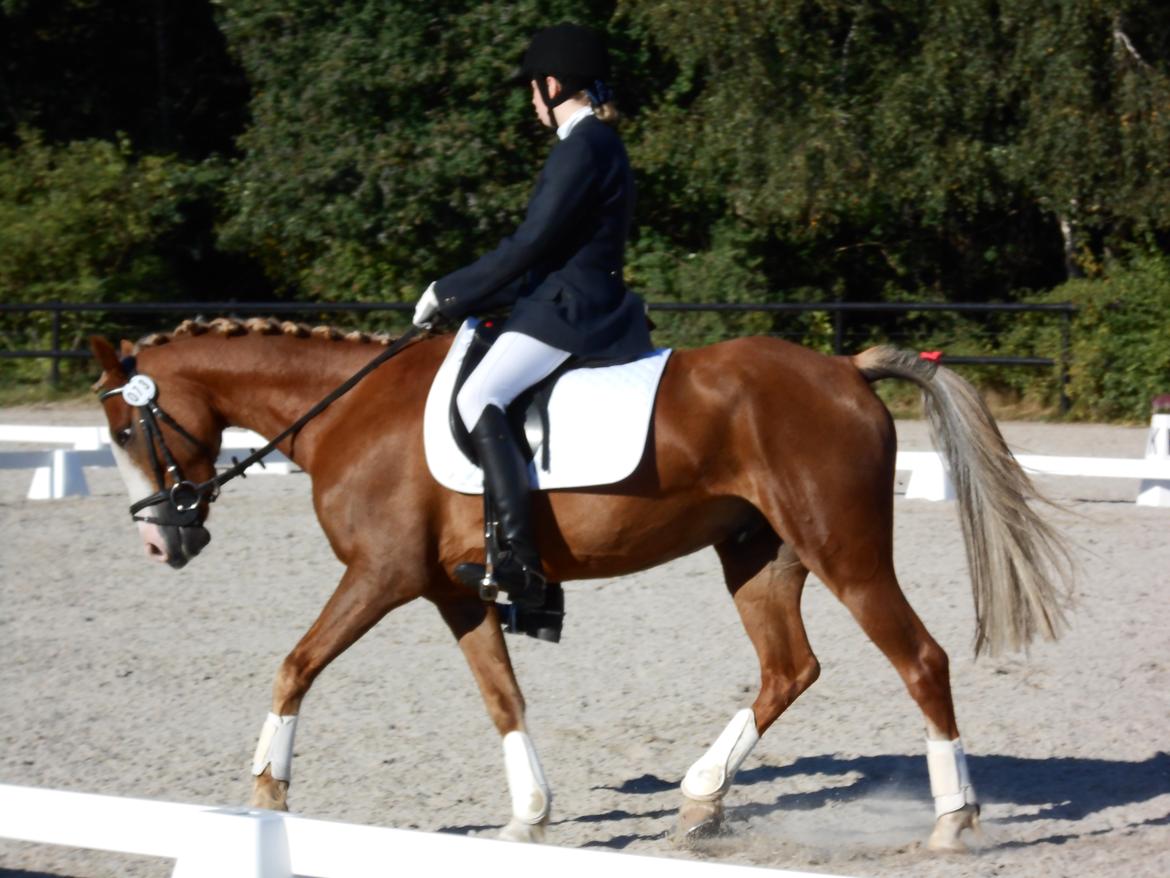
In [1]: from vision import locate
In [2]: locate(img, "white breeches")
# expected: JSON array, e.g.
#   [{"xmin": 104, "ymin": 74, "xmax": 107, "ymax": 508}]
[{"xmin": 456, "ymin": 331, "xmax": 571, "ymax": 431}]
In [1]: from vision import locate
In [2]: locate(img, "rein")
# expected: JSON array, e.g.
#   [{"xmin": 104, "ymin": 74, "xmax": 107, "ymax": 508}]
[{"xmin": 101, "ymin": 326, "xmax": 422, "ymax": 525}]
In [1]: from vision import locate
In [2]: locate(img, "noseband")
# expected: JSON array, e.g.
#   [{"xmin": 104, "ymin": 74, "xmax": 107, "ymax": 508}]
[{"xmin": 99, "ymin": 326, "xmax": 422, "ymax": 527}]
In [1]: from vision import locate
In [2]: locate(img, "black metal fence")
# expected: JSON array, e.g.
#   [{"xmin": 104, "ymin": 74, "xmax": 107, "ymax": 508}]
[{"xmin": 0, "ymin": 299, "xmax": 1076, "ymax": 411}]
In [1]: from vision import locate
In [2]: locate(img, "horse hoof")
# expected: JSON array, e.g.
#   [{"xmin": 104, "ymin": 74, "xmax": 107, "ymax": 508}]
[
  {"xmin": 676, "ymin": 798, "xmax": 725, "ymax": 844},
  {"xmin": 498, "ymin": 817, "xmax": 547, "ymax": 843},
  {"xmin": 249, "ymin": 776, "xmax": 289, "ymax": 812},
  {"xmin": 927, "ymin": 804, "xmax": 981, "ymax": 852}
]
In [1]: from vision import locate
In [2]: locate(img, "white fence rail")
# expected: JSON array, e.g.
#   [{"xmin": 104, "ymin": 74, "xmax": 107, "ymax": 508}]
[
  {"xmin": 4, "ymin": 419, "xmax": 1169, "ymax": 506},
  {"xmin": 0, "ymin": 425, "xmax": 293, "ymax": 499},
  {"xmin": 896, "ymin": 412, "xmax": 1170, "ymax": 507},
  {"xmin": 896, "ymin": 450, "xmax": 1170, "ymax": 504},
  {"xmin": 897, "ymin": 453, "xmax": 1170, "ymax": 507},
  {"xmin": 0, "ymin": 783, "xmax": 844, "ymax": 878}
]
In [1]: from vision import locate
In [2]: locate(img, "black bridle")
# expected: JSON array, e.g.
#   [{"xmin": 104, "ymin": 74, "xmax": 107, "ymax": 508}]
[
  {"xmin": 100, "ymin": 326, "xmax": 422, "ymax": 527},
  {"xmin": 100, "ymin": 370, "xmax": 219, "ymax": 526}
]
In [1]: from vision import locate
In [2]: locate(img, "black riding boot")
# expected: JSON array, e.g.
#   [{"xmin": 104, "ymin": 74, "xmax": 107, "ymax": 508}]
[{"xmin": 466, "ymin": 404, "xmax": 546, "ymax": 607}]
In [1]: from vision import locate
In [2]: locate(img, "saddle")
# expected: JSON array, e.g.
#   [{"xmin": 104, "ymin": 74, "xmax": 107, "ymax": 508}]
[
  {"xmin": 424, "ymin": 319, "xmax": 672, "ymax": 645},
  {"xmin": 424, "ymin": 320, "xmax": 671, "ymax": 495}
]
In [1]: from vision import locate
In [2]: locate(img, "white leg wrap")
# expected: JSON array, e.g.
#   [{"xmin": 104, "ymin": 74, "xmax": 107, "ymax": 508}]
[
  {"xmin": 251, "ymin": 713, "xmax": 298, "ymax": 782},
  {"xmin": 926, "ymin": 737, "xmax": 977, "ymax": 817},
  {"xmin": 682, "ymin": 708, "xmax": 760, "ymax": 801},
  {"xmin": 502, "ymin": 731, "xmax": 551, "ymax": 825}
]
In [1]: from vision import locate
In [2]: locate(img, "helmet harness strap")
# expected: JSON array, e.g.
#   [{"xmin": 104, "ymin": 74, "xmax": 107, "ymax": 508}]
[{"xmin": 537, "ymin": 76, "xmax": 561, "ymax": 129}]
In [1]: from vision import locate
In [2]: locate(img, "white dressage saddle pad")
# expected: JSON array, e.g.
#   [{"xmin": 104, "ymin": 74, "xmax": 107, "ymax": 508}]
[{"xmin": 423, "ymin": 320, "xmax": 672, "ymax": 494}]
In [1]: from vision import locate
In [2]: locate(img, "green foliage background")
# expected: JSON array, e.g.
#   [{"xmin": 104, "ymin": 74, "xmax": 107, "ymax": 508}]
[{"xmin": 1, "ymin": 0, "xmax": 1169, "ymax": 417}]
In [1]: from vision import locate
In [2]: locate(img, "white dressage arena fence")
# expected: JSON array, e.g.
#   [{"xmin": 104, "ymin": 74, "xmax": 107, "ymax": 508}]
[
  {"xmin": 896, "ymin": 410, "xmax": 1170, "ymax": 507},
  {"xmin": 0, "ymin": 425, "xmax": 293, "ymax": 500},
  {"xmin": 897, "ymin": 450, "xmax": 1170, "ymax": 505},
  {"xmin": 3, "ymin": 416, "xmax": 1169, "ymax": 506},
  {"xmin": 0, "ymin": 783, "xmax": 848, "ymax": 878}
]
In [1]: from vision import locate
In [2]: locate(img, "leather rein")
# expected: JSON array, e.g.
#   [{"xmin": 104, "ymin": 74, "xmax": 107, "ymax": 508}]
[{"xmin": 99, "ymin": 326, "xmax": 422, "ymax": 526}]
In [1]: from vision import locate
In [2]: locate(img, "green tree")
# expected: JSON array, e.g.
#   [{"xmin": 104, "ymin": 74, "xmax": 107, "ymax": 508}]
[
  {"xmin": 0, "ymin": 131, "xmax": 224, "ymax": 383},
  {"xmin": 619, "ymin": 0, "xmax": 1170, "ymax": 306},
  {"xmin": 0, "ymin": 0, "xmax": 248, "ymax": 157},
  {"xmin": 1005, "ymin": 250, "xmax": 1170, "ymax": 420},
  {"xmin": 4, "ymin": 0, "xmax": 1170, "ymax": 410},
  {"xmin": 216, "ymin": 1, "xmax": 620, "ymax": 301}
]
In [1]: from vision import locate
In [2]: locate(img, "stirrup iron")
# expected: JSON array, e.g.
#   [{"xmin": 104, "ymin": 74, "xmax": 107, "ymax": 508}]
[{"xmin": 455, "ymin": 561, "xmax": 499, "ymax": 602}]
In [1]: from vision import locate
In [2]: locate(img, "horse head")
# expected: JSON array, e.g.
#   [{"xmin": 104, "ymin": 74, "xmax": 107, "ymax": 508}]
[{"xmin": 90, "ymin": 336, "xmax": 219, "ymax": 569}]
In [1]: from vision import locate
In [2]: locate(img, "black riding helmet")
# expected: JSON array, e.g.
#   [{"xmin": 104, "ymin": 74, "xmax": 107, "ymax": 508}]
[{"xmin": 521, "ymin": 23, "xmax": 612, "ymax": 128}]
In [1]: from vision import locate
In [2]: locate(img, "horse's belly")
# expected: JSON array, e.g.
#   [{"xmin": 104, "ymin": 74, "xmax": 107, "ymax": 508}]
[{"xmin": 542, "ymin": 493, "xmax": 757, "ymax": 581}]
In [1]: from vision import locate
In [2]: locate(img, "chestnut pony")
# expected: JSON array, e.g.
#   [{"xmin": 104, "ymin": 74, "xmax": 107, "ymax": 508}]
[{"xmin": 90, "ymin": 317, "xmax": 1068, "ymax": 850}]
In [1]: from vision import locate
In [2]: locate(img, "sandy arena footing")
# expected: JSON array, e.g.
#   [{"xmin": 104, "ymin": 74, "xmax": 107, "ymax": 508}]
[{"xmin": 1, "ymin": 404, "xmax": 1167, "ymax": 878}]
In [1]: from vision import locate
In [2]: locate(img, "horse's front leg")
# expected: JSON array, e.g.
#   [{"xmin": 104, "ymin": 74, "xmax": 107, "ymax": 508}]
[
  {"xmin": 678, "ymin": 535, "xmax": 818, "ymax": 840},
  {"xmin": 433, "ymin": 590, "xmax": 551, "ymax": 842},
  {"xmin": 251, "ymin": 558, "xmax": 419, "ymax": 810}
]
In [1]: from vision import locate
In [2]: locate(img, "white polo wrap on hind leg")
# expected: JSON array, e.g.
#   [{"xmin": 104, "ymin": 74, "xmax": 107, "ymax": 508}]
[
  {"xmin": 502, "ymin": 731, "xmax": 551, "ymax": 824},
  {"xmin": 682, "ymin": 708, "xmax": 760, "ymax": 801},
  {"xmin": 251, "ymin": 713, "xmax": 298, "ymax": 782},
  {"xmin": 926, "ymin": 736, "xmax": 976, "ymax": 816}
]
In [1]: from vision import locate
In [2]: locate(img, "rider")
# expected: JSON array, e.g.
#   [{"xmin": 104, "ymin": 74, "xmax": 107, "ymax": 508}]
[{"xmin": 412, "ymin": 23, "xmax": 653, "ymax": 607}]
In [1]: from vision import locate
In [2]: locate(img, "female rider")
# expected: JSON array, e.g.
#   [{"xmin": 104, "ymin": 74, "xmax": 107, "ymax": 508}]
[{"xmin": 411, "ymin": 23, "xmax": 653, "ymax": 607}]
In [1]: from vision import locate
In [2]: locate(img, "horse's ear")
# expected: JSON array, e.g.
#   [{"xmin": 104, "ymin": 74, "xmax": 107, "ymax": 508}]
[{"xmin": 89, "ymin": 336, "xmax": 126, "ymax": 393}]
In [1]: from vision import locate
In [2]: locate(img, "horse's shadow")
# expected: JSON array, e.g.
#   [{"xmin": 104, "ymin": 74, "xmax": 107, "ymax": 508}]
[
  {"xmin": 540, "ymin": 750, "xmax": 1170, "ymax": 849},
  {"xmin": 731, "ymin": 751, "xmax": 1170, "ymax": 823}
]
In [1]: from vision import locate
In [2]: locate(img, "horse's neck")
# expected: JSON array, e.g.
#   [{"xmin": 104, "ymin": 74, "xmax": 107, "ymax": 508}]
[{"xmin": 183, "ymin": 336, "xmax": 360, "ymax": 457}]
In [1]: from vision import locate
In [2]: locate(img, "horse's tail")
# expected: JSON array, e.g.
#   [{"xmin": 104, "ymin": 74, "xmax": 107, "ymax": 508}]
[{"xmin": 852, "ymin": 346, "xmax": 1072, "ymax": 657}]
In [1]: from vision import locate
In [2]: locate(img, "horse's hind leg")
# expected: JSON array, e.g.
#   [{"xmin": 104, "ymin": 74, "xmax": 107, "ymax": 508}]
[
  {"xmin": 678, "ymin": 528, "xmax": 819, "ymax": 840},
  {"xmin": 250, "ymin": 560, "xmax": 419, "ymax": 810},
  {"xmin": 812, "ymin": 546, "xmax": 981, "ymax": 850},
  {"xmin": 433, "ymin": 588, "xmax": 551, "ymax": 843}
]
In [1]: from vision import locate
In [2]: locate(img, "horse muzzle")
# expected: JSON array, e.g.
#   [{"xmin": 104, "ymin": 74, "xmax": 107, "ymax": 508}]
[{"xmin": 138, "ymin": 519, "xmax": 211, "ymax": 569}]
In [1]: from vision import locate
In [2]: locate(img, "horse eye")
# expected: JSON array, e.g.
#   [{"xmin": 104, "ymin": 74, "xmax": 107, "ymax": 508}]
[{"xmin": 114, "ymin": 427, "xmax": 133, "ymax": 447}]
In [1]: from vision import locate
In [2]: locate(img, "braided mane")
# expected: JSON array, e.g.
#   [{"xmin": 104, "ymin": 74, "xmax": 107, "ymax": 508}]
[{"xmin": 133, "ymin": 317, "xmax": 398, "ymax": 352}]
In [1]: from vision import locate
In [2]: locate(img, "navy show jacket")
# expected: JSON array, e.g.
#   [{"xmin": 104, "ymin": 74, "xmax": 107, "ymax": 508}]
[{"xmin": 434, "ymin": 115, "xmax": 653, "ymax": 361}]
